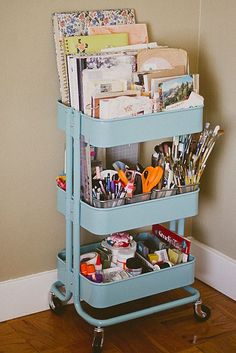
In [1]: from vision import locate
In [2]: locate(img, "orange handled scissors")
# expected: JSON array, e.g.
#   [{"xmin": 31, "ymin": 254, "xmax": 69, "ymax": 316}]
[
  {"xmin": 141, "ymin": 166, "xmax": 163, "ymax": 192},
  {"xmin": 117, "ymin": 169, "xmax": 129, "ymax": 186}
]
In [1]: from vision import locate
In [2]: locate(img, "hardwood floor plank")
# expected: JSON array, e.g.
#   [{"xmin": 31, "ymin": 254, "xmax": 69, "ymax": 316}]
[
  {"xmin": 8, "ymin": 307, "xmax": 91, "ymax": 352},
  {"xmin": 197, "ymin": 332, "xmax": 236, "ymax": 353},
  {"xmin": 2, "ymin": 280, "xmax": 235, "ymax": 353},
  {"xmin": 0, "ymin": 322, "xmax": 38, "ymax": 353},
  {"xmin": 178, "ymin": 348, "xmax": 203, "ymax": 353},
  {"xmin": 105, "ymin": 321, "xmax": 166, "ymax": 353}
]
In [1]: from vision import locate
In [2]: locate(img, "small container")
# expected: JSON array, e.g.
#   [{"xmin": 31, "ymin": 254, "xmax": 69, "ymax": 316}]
[
  {"xmin": 86, "ymin": 264, "xmax": 103, "ymax": 283},
  {"xmin": 80, "ymin": 252, "xmax": 98, "ymax": 265},
  {"xmin": 93, "ymin": 197, "xmax": 125, "ymax": 208},
  {"xmin": 116, "ymin": 249, "xmax": 135, "ymax": 269},
  {"xmin": 102, "ymin": 267, "xmax": 129, "ymax": 282},
  {"xmin": 151, "ymin": 187, "xmax": 178, "ymax": 199},
  {"xmin": 126, "ymin": 192, "xmax": 151, "ymax": 204},
  {"xmin": 178, "ymin": 184, "xmax": 199, "ymax": 194},
  {"xmin": 101, "ymin": 239, "xmax": 137, "ymax": 258},
  {"xmin": 87, "ymin": 264, "xmax": 96, "ymax": 281},
  {"xmin": 159, "ymin": 261, "xmax": 172, "ymax": 269},
  {"xmin": 80, "ymin": 263, "xmax": 88, "ymax": 276},
  {"xmin": 126, "ymin": 257, "xmax": 142, "ymax": 276},
  {"xmin": 95, "ymin": 254, "xmax": 103, "ymax": 282}
]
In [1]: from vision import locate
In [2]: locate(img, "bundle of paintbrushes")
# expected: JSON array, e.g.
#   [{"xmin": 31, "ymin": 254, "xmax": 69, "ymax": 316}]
[{"xmin": 152, "ymin": 123, "xmax": 224, "ymax": 188}]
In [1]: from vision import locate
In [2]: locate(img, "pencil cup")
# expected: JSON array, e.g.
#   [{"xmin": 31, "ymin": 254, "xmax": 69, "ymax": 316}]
[
  {"xmin": 92, "ymin": 198, "xmax": 125, "ymax": 208},
  {"xmin": 126, "ymin": 192, "xmax": 151, "ymax": 204},
  {"xmin": 151, "ymin": 187, "xmax": 178, "ymax": 199},
  {"xmin": 178, "ymin": 184, "xmax": 199, "ymax": 194}
]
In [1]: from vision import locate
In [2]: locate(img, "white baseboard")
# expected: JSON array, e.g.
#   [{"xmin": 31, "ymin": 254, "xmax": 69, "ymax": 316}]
[
  {"xmin": 1, "ymin": 241, "xmax": 235, "ymax": 322},
  {"xmin": 0, "ymin": 270, "xmax": 57, "ymax": 322},
  {"xmin": 190, "ymin": 239, "xmax": 236, "ymax": 301}
]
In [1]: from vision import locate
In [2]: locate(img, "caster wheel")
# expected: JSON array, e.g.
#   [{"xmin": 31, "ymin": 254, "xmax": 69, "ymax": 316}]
[
  {"xmin": 48, "ymin": 291, "xmax": 64, "ymax": 315},
  {"xmin": 92, "ymin": 328, "xmax": 104, "ymax": 353},
  {"xmin": 194, "ymin": 301, "xmax": 211, "ymax": 322},
  {"xmin": 92, "ymin": 338, "xmax": 102, "ymax": 353}
]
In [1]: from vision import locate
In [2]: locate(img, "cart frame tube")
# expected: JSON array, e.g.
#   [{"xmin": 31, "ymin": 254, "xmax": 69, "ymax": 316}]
[{"xmin": 71, "ymin": 111, "xmax": 200, "ymax": 328}]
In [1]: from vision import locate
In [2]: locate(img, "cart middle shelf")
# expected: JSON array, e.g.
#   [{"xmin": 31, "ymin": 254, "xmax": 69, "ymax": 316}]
[{"xmin": 57, "ymin": 187, "xmax": 199, "ymax": 235}]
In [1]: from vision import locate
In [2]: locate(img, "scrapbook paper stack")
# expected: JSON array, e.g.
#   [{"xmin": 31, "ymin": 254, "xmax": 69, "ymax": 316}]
[{"xmin": 52, "ymin": 8, "xmax": 136, "ymax": 105}]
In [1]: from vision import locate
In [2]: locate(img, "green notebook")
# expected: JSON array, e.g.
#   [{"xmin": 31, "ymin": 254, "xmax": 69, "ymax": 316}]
[{"xmin": 64, "ymin": 33, "xmax": 129, "ymax": 55}]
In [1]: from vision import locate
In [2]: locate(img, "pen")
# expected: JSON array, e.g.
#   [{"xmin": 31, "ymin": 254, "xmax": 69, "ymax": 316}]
[{"xmin": 99, "ymin": 180, "xmax": 106, "ymax": 195}]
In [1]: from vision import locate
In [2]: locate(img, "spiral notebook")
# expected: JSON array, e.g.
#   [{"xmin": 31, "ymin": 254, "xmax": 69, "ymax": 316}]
[{"xmin": 52, "ymin": 9, "xmax": 136, "ymax": 105}]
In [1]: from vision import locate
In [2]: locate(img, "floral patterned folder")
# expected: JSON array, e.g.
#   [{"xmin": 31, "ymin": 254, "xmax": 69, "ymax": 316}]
[{"xmin": 52, "ymin": 9, "xmax": 136, "ymax": 105}]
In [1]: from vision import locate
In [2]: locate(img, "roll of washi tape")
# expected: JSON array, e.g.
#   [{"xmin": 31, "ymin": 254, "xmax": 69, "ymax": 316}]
[
  {"xmin": 80, "ymin": 252, "xmax": 98, "ymax": 265},
  {"xmin": 159, "ymin": 261, "xmax": 172, "ymax": 269},
  {"xmin": 148, "ymin": 253, "xmax": 159, "ymax": 264},
  {"xmin": 126, "ymin": 257, "xmax": 142, "ymax": 276}
]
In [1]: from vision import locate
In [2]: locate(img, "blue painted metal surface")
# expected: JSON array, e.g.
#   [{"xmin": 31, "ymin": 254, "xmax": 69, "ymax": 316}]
[
  {"xmin": 57, "ymin": 187, "xmax": 199, "ymax": 235},
  {"xmin": 57, "ymin": 101, "xmax": 203, "ymax": 147},
  {"xmin": 52, "ymin": 101, "xmax": 202, "ymax": 329},
  {"xmin": 57, "ymin": 248, "xmax": 196, "ymax": 308}
]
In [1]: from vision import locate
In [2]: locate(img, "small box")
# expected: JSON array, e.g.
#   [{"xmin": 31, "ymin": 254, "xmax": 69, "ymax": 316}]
[
  {"xmin": 126, "ymin": 192, "xmax": 151, "ymax": 204},
  {"xmin": 92, "ymin": 197, "xmax": 125, "ymax": 208},
  {"xmin": 151, "ymin": 187, "xmax": 178, "ymax": 199},
  {"xmin": 178, "ymin": 184, "xmax": 199, "ymax": 194}
]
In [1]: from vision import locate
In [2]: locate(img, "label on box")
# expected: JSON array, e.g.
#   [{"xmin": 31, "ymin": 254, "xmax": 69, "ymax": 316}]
[{"xmin": 152, "ymin": 224, "xmax": 191, "ymax": 255}]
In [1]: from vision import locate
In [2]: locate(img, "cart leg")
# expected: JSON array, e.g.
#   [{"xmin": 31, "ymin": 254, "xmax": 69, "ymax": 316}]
[
  {"xmin": 49, "ymin": 281, "xmax": 72, "ymax": 315},
  {"xmin": 194, "ymin": 299, "xmax": 211, "ymax": 321},
  {"xmin": 92, "ymin": 327, "xmax": 104, "ymax": 353}
]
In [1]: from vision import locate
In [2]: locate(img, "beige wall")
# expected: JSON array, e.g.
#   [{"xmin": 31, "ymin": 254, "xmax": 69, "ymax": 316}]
[
  {"xmin": 1, "ymin": 0, "xmax": 232, "ymax": 282},
  {"xmin": 192, "ymin": 0, "xmax": 236, "ymax": 258}
]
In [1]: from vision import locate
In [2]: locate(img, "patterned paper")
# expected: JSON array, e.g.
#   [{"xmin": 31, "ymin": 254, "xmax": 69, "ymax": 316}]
[
  {"xmin": 64, "ymin": 33, "xmax": 128, "ymax": 55},
  {"xmin": 56, "ymin": 9, "xmax": 136, "ymax": 37},
  {"xmin": 52, "ymin": 8, "xmax": 136, "ymax": 105},
  {"xmin": 88, "ymin": 23, "xmax": 148, "ymax": 45}
]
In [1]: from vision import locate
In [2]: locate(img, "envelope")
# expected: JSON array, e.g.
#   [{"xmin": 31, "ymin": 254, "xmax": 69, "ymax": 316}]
[{"xmin": 137, "ymin": 47, "xmax": 188, "ymax": 73}]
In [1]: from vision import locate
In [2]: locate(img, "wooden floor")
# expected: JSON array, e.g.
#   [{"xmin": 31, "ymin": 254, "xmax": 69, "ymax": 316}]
[{"xmin": 1, "ymin": 280, "xmax": 236, "ymax": 353}]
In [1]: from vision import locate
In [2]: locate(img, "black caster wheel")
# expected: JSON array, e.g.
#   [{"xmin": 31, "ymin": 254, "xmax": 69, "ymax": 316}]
[
  {"xmin": 194, "ymin": 300, "xmax": 211, "ymax": 322},
  {"xmin": 92, "ymin": 327, "xmax": 104, "ymax": 353},
  {"xmin": 48, "ymin": 291, "xmax": 64, "ymax": 315}
]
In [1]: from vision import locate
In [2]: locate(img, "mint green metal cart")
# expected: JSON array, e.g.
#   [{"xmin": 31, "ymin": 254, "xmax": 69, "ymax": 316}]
[{"xmin": 49, "ymin": 102, "xmax": 211, "ymax": 352}]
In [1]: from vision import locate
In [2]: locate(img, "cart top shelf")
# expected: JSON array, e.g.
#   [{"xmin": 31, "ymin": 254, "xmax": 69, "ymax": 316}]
[{"xmin": 57, "ymin": 101, "xmax": 203, "ymax": 147}]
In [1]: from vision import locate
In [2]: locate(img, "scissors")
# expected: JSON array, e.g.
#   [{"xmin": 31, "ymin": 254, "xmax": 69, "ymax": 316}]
[{"xmin": 141, "ymin": 166, "xmax": 163, "ymax": 192}]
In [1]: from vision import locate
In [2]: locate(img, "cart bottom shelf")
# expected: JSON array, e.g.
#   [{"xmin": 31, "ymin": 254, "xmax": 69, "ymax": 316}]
[{"xmin": 57, "ymin": 243, "xmax": 195, "ymax": 309}]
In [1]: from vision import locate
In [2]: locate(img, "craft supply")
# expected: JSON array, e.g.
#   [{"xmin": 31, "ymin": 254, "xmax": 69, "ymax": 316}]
[
  {"xmin": 154, "ymin": 249, "xmax": 169, "ymax": 263},
  {"xmin": 80, "ymin": 252, "xmax": 98, "ymax": 265},
  {"xmin": 148, "ymin": 253, "xmax": 159, "ymax": 264},
  {"xmin": 95, "ymin": 254, "xmax": 103, "ymax": 274},
  {"xmin": 102, "ymin": 267, "xmax": 130, "ymax": 282},
  {"xmin": 159, "ymin": 261, "xmax": 172, "ymax": 269},
  {"xmin": 141, "ymin": 166, "xmax": 164, "ymax": 192},
  {"xmin": 80, "ymin": 263, "xmax": 88, "ymax": 276},
  {"xmin": 85, "ymin": 264, "xmax": 103, "ymax": 283},
  {"xmin": 116, "ymin": 249, "xmax": 135, "ymax": 269},
  {"xmin": 126, "ymin": 257, "xmax": 142, "ymax": 276},
  {"xmin": 168, "ymin": 248, "xmax": 182, "ymax": 265}
]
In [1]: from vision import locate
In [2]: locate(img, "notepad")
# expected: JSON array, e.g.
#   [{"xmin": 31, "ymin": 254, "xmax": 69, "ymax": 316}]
[
  {"xmin": 88, "ymin": 23, "xmax": 148, "ymax": 45},
  {"xmin": 64, "ymin": 33, "xmax": 129, "ymax": 55},
  {"xmin": 99, "ymin": 96, "xmax": 153, "ymax": 119},
  {"xmin": 137, "ymin": 47, "xmax": 188, "ymax": 73}
]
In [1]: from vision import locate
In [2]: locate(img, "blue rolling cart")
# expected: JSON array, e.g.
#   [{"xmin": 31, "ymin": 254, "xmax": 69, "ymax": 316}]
[{"xmin": 49, "ymin": 102, "xmax": 211, "ymax": 352}]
